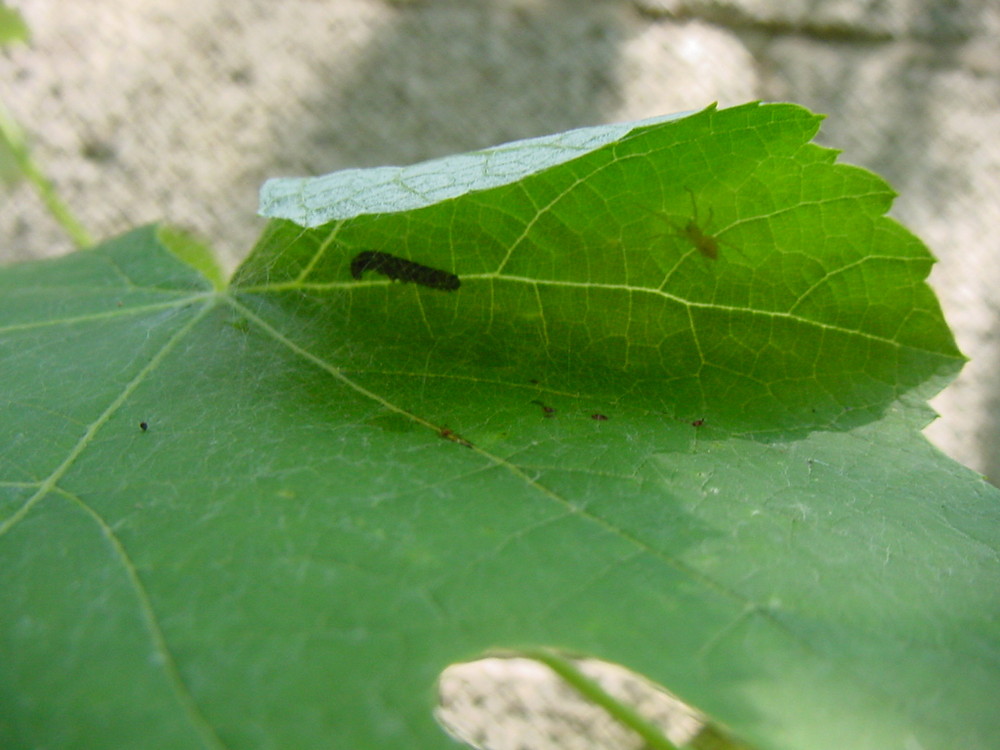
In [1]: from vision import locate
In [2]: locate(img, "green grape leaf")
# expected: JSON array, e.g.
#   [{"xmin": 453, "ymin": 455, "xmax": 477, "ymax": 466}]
[
  {"xmin": 2, "ymin": 103, "xmax": 997, "ymax": 750},
  {"xmin": 246, "ymin": 102, "xmax": 962, "ymax": 436}
]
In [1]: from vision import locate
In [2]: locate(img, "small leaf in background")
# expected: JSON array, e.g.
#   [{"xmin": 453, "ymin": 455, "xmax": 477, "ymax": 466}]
[
  {"xmin": 1, "ymin": 6, "xmax": 92, "ymax": 247},
  {"xmin": 0, "ymin": 101, "xmax": 27, "ymax": 186},
  {"xmin": 0, "ymin": 2, "xmax": 29, "ymax": 183},
  {"xmin": 0, "ymin": 2, "xmax": 29, "ymax": 48},
  {"xmin": 1, "ymin": 103, "xmax": 997, "ymax": 750}
]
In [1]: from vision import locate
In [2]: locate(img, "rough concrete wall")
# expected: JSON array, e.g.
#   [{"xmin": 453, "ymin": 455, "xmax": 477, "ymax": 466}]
[{"xmin": 2, "ymin": 0, "xmax": 998, "ymax": 482}]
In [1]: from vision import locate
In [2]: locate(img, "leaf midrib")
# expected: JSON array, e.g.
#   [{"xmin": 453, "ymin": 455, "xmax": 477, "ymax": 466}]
[{"xmin": 236, "ymin": 274, "xmax": 948, "ymax": 360}]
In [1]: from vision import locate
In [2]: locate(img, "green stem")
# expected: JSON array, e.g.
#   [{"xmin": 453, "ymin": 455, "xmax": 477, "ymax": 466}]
[
  {"xmin": 0, "ymin": 100, "xmax": 93, "ymax": 249},
  {"xmin": 522, "ymin": 648, "xmax": 682, "ymax": 750}
]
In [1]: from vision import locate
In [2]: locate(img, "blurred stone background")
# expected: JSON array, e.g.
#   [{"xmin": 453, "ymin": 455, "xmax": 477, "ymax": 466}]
[{"xmin": 2, "ymin": 0, "xmax": 999, "ymax": 481}]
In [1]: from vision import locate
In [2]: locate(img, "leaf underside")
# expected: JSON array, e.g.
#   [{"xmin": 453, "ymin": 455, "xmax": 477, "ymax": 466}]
[{"xmin": 2, "ymin": 103, "xmax": 997, "ymax": 750}]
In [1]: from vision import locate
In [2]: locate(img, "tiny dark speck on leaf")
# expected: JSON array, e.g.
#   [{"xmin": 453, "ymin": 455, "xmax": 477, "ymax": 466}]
[
  {"xmin": 139, "ymin": 421, "xmax": 148, "ymax": 432},
  {"xmin": 439, "ymin": 427, "xmax": 473, "ymax": 448},
  {"xmin": 591, "ymin": 413, "xmax": 608, "ymax": 421},
  {"xmin": 530, "ymin": 399, "xmax": 556, "ymax": 417},
  {"xmin": 691, "ymin": 418, "xmax": 705, "ymax": 427}
]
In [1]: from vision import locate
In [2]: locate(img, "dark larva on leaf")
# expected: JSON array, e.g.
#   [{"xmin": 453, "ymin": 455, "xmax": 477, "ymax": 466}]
[{"xmin": 350, "ymin": 251, "xmax": 460, "ymax": 291}]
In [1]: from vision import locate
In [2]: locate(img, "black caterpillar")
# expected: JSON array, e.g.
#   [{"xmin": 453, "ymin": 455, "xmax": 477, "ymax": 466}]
[{"xmin": 350, "ymin": 251, "xmax": 460, "ymax": 291}]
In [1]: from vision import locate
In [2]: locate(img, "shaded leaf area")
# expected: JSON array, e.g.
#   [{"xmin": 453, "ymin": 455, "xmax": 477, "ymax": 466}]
[
  {"xmin": 1, "ymin": 102, "xmax": 998, "ymax": 750},
  {"xmin": 238, "ymin": 103, "xmax": 962, "ymax": 437}
]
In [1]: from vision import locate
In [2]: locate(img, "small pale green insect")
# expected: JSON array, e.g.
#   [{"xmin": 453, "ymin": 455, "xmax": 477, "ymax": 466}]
[
  {"xmin": 679, "ymin": 187, "xmax": 718, "ymax": 260},
  {"xmin": 639, "ymin": 187, "xmax": 723, "ymax": 260}
]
